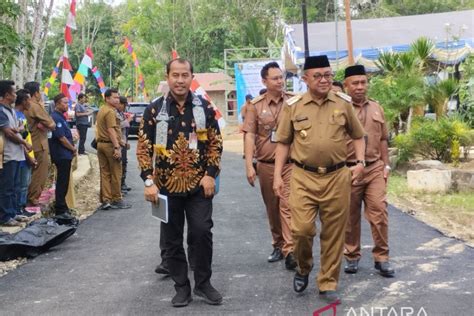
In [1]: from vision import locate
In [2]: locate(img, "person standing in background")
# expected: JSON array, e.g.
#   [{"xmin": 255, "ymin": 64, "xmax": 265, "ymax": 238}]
[
  {"xmin": 75, "ymin": 93, "xmax": 93, "ymax": 155},
  {"xmin": 14, "ymin": 89, "xmax": 37, "ymax": 217},
  {"xmin": 24, "ymin": 81, "xmax": 56, "ymax": 207},
  {"xmin": 49, "ymin": 93, "xmax": 77, "ymax": 220},
  {"xmin": 118, "ymin": 96, "xmax": 133, "ymax": 193}
]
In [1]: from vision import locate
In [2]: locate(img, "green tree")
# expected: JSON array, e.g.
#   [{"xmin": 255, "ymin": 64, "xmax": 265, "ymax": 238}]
[{"xmin": 0, "ymin": 1, "xmax": 31, "ymax": 75}]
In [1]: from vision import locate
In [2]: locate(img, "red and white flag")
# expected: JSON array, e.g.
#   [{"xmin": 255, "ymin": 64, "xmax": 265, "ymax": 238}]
[
  {"xmin": 61, "ymin": 44, "xmax": 74, "ymax": 98},
  {"xmin": 64, "ymin": 0, "xmax": 77, "ymax": 44}
]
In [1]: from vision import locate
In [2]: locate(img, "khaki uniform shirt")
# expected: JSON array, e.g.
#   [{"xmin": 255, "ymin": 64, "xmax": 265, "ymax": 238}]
[
  {"xmin": 242, "ymin": 92, "xmax": 293, "ymax": 162},
  {"xmin": 25, "ymin": 99, "xmax": 55, "ymax": 152},
  {"xmin": 96, "ymin": 104, "xmax": 121, "ymax": 143},
  {"xmin": 347, "ymin": 99, "xmax": 388, "ymax": 162},
  {"xmin": 276, "ymin": 90, "xmax": 365, "ymax": 167}
]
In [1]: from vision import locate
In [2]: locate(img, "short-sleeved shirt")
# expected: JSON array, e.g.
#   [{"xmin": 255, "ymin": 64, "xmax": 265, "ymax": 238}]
[
  {"xmin": 276, "ymin": 90, "xmax": 365, "ymax": 168},
  {"xmin": 95, "ymin": 104, "xmax": 121, "ymax": 143},
  {"xmin": 242, "ymin": 92, "xmax": 293, "ymax": 162},
  {"xmin": 25, "ymin": 99, "xmax": 55, "ymax": 152},
  {"xmin": 49, "ymin": 111, "xmax": 73, "ymax": 162},
  {"xmin": 347, "ymin": 99, "xmax": 388, "ymax": 162},
  {"xmin": 0, "ymin": 103, "xmax": 25, "ymax": 162},
  {"xmin": 75, "ymin": 102, "xmax": 89, "ymax": 126}
]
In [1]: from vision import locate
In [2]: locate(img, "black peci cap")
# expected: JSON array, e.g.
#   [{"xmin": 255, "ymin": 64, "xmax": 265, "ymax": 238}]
[
  {"xmin": 303, "ymin": 55, "xmax": 330, "ymax": 70},
  {"xmin": 344, "ymin": 65, "xmax": 366, "ymax": 78}
]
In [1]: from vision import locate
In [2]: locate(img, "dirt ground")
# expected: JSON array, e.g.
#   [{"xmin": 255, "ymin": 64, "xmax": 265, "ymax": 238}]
[{"xmin": 72, "ymin": 154, "xmax": 101, "ymax": 220}]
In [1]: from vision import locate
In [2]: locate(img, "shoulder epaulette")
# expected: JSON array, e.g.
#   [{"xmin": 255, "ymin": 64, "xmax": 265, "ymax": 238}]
[
  {"xmin": 368, "ymin": 98, "xmax": 380, "ymax": 104},
  {"xmin": 336, "ymin": 91, "xmax": 352, "ymax": 103},
  {"xmin": 286, "ymin": 94, "xmax": 302, "ymax": 106},
  {"xmin": 250, "ymin": 94, "xmax": 265, "ymax": 105},
  {"xmin": 285, "ymin": 91, "xmax": 296, "ymax": 96}
]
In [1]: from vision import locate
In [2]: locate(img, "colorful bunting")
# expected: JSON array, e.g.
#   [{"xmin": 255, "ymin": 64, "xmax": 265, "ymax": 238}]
[
  {"xmin": 92, "ymin": 66, "xmax": 107, "ymax": 95},
  {"xmin": 44, "ymin": 58, "xmax": 63, "ymax": 95},
  {"xmin": 69, "ymin": 47, "xmax": 94, "ymax": 101},
  {"xmin": 123, "ymin": 37, "xmax": 146, "ymax": 99}
]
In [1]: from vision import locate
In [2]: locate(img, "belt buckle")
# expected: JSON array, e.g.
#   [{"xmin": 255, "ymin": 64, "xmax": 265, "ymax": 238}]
[{"xmin": 317, "ymin": 167, "xmax": 327, "ymax": 174}]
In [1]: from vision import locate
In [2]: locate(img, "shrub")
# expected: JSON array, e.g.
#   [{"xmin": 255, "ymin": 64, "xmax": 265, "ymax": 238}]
[{"xmin": 394, "ymin": 117, "xmax": 474, "ymax": 163}]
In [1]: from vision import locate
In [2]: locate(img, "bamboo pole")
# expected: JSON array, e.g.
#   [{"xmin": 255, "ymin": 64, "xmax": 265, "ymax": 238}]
[{"xmin": 344, "ymin": 0, "xmax": 354, "ymax": 65}]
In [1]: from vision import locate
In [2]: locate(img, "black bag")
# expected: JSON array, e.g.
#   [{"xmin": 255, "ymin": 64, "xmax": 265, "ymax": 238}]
[
  {"xmin": 0, "ymin": 218, "xmax": 77, "ymax": 261},
  {"xmin": 91, "ymin": 138, "xmax": 97, "ymax": 149}
]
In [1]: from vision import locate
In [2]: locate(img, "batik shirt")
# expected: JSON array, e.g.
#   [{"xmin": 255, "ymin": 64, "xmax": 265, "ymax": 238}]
[{"xmin": 137, "ymin": 93, "xmax": 223, "ymax": 197}]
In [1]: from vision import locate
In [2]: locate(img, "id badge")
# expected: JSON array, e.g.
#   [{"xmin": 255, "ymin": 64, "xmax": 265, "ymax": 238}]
[
  {"xmin": 189, "ymin": 132, "xmax": 198, "ymax": 150},
  {"xmin": 270, "ymin": 130, "xmax": 277, "ymax": 143}
]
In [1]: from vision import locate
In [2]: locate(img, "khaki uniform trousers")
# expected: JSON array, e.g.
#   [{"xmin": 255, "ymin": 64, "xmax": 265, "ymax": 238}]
[
  {"xmin": 97, "ymin": 142, "xmax": 122, "ymax": 203},
  {"xmin": 28, "ymin": 149, "xmax": 49, "ymax": 205},
  {"xmin": 289, "ymin": 166, "xmax": 351, "ymax": 291},
  {"xmin": 257, "ymin": 162, "xmax": 294, "ymax": 256},
  {"xmin": 345, "ymin": 160, "xmax": 389, "ymax": 262}
]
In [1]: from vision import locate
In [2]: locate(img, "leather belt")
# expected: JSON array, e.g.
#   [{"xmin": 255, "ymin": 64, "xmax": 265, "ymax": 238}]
[
  {"xmin": 257, "ymin": 159, "xmax": 291, "ymax": 165},
  {"xmin": 347, "ymin": 160, "xmax": 379, "ymax": 167},
  {"xmin": 293, "ymin": 160, "xmax": 346, "ymax": 174},
  {"xmin": 97, "ymin": 140, "xmax": 112, "ymax": 143}
]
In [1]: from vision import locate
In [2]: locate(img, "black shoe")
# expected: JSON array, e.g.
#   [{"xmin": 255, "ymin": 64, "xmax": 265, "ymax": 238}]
[
  {"xmin": 19, "ymin": 209, "xmax": 36, "ymax": 217},
  {"xmin": 374, "ymin": 261, "xmax": 395, "ymax": 277},
  {"xmin": 110, "ymin": 200, "xmax": 132, "ymax": 209},
  {"xmin": 344, "ymin": 259, "xmax": 359, "ymax": 274},
  {"xmin": 54, "ymin": 212, "xmax": 74, "ymax": 219},
  {"xmin": 319, "ymin": 290, "xmax": 340, "ymax": 303},
  {"xmin": 121, "ymin": 184, "xmax": 132, "ymax": 192},
  {"xmin": 193, "ymin": 284, "xmax": 223, "ymax": 305},
  {"xmin": 171, "ymin": 286, "xmax": 192, "ymax": 307},
  {"xmin": 155, "ymin": 262, "xmax": 170, "ymax": 275},
  {"xmin": 285, "ymin": 253, "xmax": 297, "ymax": 270},
  {"xmin": 293, "ymin": 272, "xmax": 309, "ymax": 293},
  {"xmin": 97, "ymin": 202, "xmax": 111, "ymax": 211},
  {"xmin": 268, "ymin": 247, "xmax": 283, "ymax": 262},
  {"xmin": 53, "ymin": 212, "xmax": 78, "ymax": 226}
]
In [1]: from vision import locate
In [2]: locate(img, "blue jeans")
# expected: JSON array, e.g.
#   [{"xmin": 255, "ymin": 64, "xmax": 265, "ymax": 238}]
[
  {"xmin": 0, "ymin": 160, "xmax": 20, "ymax": 223},
  {"xmin": 16, "ymin": 161, "xmax": 32, "ymax": 211}
]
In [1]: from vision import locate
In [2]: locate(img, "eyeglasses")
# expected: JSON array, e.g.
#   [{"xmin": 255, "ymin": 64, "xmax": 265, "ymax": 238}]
[{"xmin": 312, "ymin": 73, "xmax": 334, "ymax": 81}]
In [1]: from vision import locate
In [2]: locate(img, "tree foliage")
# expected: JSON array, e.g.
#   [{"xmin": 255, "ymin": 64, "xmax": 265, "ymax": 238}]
[{"xmin": 0, "ymin": 1, "xmax": 31, "ymax": 74}]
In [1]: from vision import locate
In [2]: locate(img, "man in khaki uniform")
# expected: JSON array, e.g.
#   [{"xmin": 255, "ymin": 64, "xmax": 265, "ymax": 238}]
[
  {"xmin": 343, "ymin": 65, "xmax": 395, "ymax": 277},
  {"xmin": 273, "ymin": 55, "xmax": 366, "ymax": 302},
  {"xmin": 243, "ymin": 62, "xmax": 296, "ymax": 269},
  {"xmin": 95, "ymin": 88, "xmax": 130, "ymax": 210},
  {"xmin": 24, "ymin": 82, "xmax": 56, "ymax": 206}
]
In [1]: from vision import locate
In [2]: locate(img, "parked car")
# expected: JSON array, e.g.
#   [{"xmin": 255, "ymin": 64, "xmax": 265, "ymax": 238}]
[{"xmin": 127, "ymin": 102, "xmax": 148, "ymax": 136}]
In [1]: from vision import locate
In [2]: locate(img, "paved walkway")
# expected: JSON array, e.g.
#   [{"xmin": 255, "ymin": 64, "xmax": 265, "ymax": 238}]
[{"xmin": 0, "ymin": 138, "xmax": 472, "ymax": 315}]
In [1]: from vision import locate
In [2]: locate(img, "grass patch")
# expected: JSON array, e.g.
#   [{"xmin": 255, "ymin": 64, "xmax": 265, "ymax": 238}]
[{"xmin": 388, "ymin": 174, "xmax": 474, "ymax": 245}]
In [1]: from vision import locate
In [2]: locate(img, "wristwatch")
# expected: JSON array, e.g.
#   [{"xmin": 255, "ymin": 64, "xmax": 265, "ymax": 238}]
[
  {"xmin": 144, "ymin": 179, "xmax": 154, "ymax": 187},
  {"xmin": 356, "ymin": 160, "xmax": 366, "ymax": 167},
  {"xmin": 385, "ymin": 165, "xmax": 392, "ymax": 171},
  {"xmin": 114, "ymin": 146, "xmax": 120, "ymax": 150}
]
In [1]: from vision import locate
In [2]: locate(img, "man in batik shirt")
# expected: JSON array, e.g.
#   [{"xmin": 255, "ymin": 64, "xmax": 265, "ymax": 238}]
[{"xmin": 137, "ymin": 58, "xmax": 223, "ymax": 307}]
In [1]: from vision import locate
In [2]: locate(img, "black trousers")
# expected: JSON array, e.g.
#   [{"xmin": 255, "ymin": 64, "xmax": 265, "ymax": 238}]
[
  {"xmin": 160, "ymin": 223, "xmax": 195, "ymax": 267},
  {"xmin": 54, "ymin": 159, "xmax": 72, "ymax": 214},
  {"xmin": 77, "ymin": 124, "xmax": 88, "ymax": 154},
  {"xmin": 162, "ymin": 190, "xmax": 213, "ymax": 290}
]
